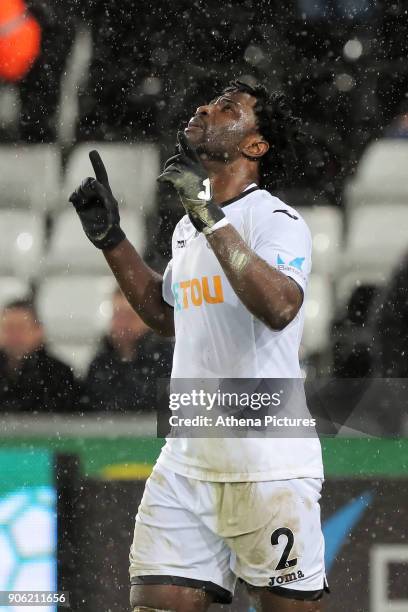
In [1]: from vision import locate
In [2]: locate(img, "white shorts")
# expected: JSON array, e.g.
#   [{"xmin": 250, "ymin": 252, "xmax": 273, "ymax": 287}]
[{"xmin": 129, "ymin": 464, "xmax": 328, "ymax": 604}]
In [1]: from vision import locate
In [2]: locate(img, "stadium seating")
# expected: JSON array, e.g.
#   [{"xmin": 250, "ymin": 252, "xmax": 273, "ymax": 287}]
[
  {"xmin": 338, "ymin": 203, "xmax": 408, "ymax": 305},
  {"xmin": 37, "ymin": 274, "xmax": 115, "ymax": 374},
  {"xmin": 345, "ymin": 139, "xmax": 408, "ymax": 208},
  {"xmin": 49, "ymin": 342, "xmax": 97, "ymax": 377},
  {"xmin": 37, "ymin": 276, "xmax": 115, "ymax": 345},
  {"xmin": 300, "ymin": 206, "xmax": 343, "ymax": 277},
  {"xmin": 0, "ymin": 145, "xmax": 61, "ymax": 212},
  {"xmin": 0, "ymin": 277, "xmax": 30, "ymax": 309},
  {"xmin": 335, "ymin": 269, "xmax": 387, "ymax": 312},
  {"xmin": 57, "ymin": 26, "xmax": 93, "ymax": 146},
  {"xmin": 62, "ymin": 142, "xmax": 160, "ymax": 214},
  {"xmin": 45, "ymin": 207, "xmax": 146, "ymax": 275},
  {"xmin": 339, "ymin": 137, "xmax": 408, "ymax": 310},
  {"xmin": 302, "ymin": 274, "xmax": 333, "ymax": 356},
  {"xmin": 0, "ymin": 210, "xmax": 45, "ymax": 280}
]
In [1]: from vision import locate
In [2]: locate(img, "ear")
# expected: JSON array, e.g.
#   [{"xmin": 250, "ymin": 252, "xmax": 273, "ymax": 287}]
[{"xmin": 241, "ymin": 135, "xmax": 269, "ymax": 160}]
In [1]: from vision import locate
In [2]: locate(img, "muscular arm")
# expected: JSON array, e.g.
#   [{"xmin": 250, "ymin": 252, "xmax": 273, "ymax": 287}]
[
  {"xmin": 103, "ymin": 239, "xmax": 174, "ymax": 337},
  {"xmin": 207, "ymin": 224, "xmax": 302, "ymax": 331}
]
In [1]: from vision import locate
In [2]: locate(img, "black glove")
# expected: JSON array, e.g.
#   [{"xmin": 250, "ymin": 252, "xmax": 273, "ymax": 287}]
[
  {"xmin": 157, "ymin": 132, "xmax": 225, "ymax": 235},
  {"xmin": 69, "ymin": 150, "xmax": 126, "ymax": 250}
]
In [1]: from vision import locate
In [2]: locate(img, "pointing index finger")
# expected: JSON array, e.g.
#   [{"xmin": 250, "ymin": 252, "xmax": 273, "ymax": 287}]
[{"xmin": 89, "ymin": 150, "xmax": 111, "ymax": 192}]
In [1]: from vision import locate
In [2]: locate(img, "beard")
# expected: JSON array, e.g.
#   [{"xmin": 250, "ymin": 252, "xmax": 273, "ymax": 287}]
[
  {"xmin": 195, "ymin": 141, "xmax": 235, "ymax": 162},
  {"xmin": 193, "ymin": 126, "xmax": 242, "ymax": 162}
]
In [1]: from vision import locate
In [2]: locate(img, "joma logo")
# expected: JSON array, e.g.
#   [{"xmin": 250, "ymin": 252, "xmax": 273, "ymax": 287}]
[{"xmin": 269, "ymin": 570, "xmax": 305, "ymax": 587}]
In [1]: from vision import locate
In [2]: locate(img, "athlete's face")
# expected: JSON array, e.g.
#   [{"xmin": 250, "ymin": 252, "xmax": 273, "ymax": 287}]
[{"xmin": 184, "ymin": 90, "xmax": 265, "ymax": 161}]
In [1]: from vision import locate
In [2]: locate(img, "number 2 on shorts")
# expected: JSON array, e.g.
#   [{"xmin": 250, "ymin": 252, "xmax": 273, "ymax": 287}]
[{"xmin": 271, "ymin": 527, "xmax": 298, "ymax": 570}]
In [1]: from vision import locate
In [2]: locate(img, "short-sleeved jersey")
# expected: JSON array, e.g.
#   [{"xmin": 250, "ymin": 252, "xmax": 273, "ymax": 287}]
[{"xmin": 157, "ymin": 185, "xmax": 324, "ymax": 482}]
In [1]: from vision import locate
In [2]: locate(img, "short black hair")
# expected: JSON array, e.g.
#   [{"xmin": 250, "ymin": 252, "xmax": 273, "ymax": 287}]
[
  {"xmin": 2, "ymin": 298, "xmax": 40, "ymax": 324},
  {"xmin": 223, "ymin": 80, "xmax": 303, "ymax": 191}
]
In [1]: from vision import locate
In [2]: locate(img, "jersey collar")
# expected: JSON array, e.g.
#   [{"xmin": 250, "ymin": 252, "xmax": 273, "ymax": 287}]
[{"xmin": 219, "ymin": 183, "xmax": 259, "ymax": 208}]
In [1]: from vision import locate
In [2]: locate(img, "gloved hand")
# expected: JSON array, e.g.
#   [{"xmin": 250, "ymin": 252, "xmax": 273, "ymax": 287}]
[
  {"xmin": 69, "ymin": 151, "xmax": 126, "ymax": 250},
  {"xmin": 157, "ymin": 132, "xmax": 226, "ymax": 235}
]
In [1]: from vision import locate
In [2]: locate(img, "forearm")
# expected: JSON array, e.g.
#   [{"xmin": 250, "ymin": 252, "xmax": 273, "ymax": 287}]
[
  {"xmin": 103, "ymin": 239, "xmax": 174, "ymax": 337},
  {"xmin": 207, "ymin": 225, "xmax": 302, "ymax": 330}
]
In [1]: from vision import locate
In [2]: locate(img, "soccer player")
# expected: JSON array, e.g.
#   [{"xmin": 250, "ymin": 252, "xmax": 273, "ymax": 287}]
[{"xmin": 69, "ymin": 81, "xmax": 328, "ymax": 611}]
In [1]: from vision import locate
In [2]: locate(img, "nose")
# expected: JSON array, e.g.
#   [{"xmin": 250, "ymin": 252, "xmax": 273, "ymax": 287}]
[{"xmin": 196, "ymin": 104, "xmax": 210, "ymax": 116}]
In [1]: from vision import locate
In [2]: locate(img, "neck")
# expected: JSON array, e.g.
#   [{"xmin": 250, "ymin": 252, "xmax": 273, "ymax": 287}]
[{"xmin": 205, "ymin": 159, "xmax": 259, "ymax": 205}]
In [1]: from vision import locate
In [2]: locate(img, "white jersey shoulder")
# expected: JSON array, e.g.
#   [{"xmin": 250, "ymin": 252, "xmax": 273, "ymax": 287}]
[{"xmin": 223, "ymin": 188, "xmax": 312, "ymax": 293}]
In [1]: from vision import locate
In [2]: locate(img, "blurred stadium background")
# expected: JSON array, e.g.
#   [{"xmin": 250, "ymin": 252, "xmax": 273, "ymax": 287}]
[
  {"xmin": 1, "ymin": 1, "xmax": 408, "ymax": 611},
  {"xmin": 2, "ymin": 0, "xmax": 408, "ymax": 381}
]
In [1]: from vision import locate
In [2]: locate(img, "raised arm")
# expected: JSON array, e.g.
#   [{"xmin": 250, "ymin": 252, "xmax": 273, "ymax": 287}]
[
  {"xmin": 103, "ymin": 239, "xmax": 174, "ymax": 336},
  {"xmin": 69, "ymin": 151, "xmax": 174, "ymax": 337}
]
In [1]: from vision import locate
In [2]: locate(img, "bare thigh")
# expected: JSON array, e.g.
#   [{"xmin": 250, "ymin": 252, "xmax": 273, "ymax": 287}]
[
  {"xmin": 130, "ymin": 584, "xmax": 214, "ymax": 612},
  {"xmin": 247, "ymin": 586, "xmax": 324, "ymax": 612}
]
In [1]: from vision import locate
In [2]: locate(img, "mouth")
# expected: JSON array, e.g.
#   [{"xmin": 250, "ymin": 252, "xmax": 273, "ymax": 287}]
[{"xmin": 186, "ymin": 117, "xmax": 205, "ymax": 131}]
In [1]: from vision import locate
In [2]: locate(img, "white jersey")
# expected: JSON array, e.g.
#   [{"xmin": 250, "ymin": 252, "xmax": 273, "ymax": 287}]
[{"xmin": 156, "ymin": 184, "xmax": 324, "ymax": 482}]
